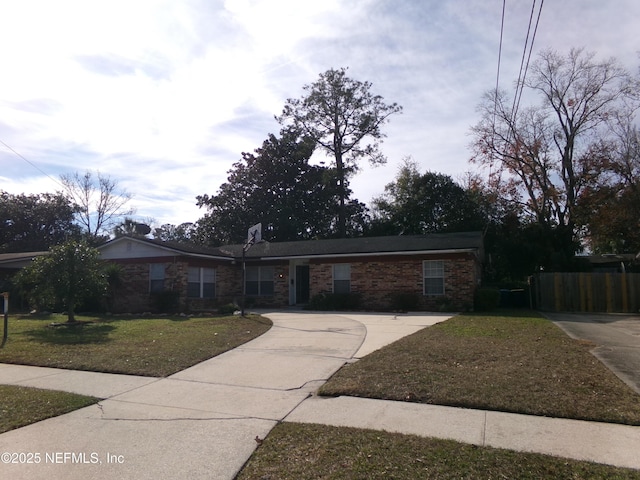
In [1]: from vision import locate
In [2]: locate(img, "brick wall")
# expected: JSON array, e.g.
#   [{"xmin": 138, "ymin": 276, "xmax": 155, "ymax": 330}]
[
  {"xmin": 309, "ymin": 253, "xmax": 480, "ymax": 310},
  {"xmin": 243, "ymin": 261, "xmax": 289, "ymax": 307},
  {"xmin": 110, "ymin": 258, "xmax": 242, "ymax": 313},
  {"xmin": 109, "ymin": 252, "xmax": 480, "ymax": 312}
]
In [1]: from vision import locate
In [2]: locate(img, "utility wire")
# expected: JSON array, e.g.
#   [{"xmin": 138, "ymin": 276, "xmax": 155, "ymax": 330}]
[
  {"xmin": 511, "ymin": 0, "xmax": 545, "ymax": 126},
  {"xmin": 493, "ymin": 0, "xmax": 507, "ymax": 128},
  {"xmin": 0, "ymin": 138, "xmax": 65, "ymax": 189}
]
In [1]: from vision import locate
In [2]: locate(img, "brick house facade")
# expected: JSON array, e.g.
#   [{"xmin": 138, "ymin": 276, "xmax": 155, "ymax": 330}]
[{"xmin": 97, "ymin": 232, "xmax": 484, "ymax": 313}]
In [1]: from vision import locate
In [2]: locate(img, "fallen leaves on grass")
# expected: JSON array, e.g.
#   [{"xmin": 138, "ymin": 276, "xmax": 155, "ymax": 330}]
[{"xmin": 319, "ymin": 311, "xmax": 640, "ymax": 425}]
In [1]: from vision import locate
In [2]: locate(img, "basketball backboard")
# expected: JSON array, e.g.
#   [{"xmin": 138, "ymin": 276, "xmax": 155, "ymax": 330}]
[{"xmin": 247, "ymin": 223, "xmax": 262, "ymax": 245}]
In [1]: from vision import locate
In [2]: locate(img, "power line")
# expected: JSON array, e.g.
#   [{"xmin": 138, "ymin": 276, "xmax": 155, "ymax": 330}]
[
  {"xmin": 0, "ymin": 138, "xmax": 65, "ymax": 190},
  {"xmin": 511, "ymin": 0, "xmax": 545, "ymax": 126},
  {"xmin": 493, "ymin": 0, "xmax": 507, "ymax": 128}
]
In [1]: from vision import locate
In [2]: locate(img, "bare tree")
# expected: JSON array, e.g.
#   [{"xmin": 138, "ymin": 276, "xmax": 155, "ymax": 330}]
[
  {"xmin": 471, "ymin": 48, "xmax": 638, "ymax": 252},
  {"xmin": 60, "ymin": 170, "xmax": 134, "ymax": 243}
]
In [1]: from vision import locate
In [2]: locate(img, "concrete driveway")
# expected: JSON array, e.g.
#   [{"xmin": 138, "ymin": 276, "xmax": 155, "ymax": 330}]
[
  {"xmin": 0, "ymin": 311, "xmax": 449, "ymax": 480},
  {"xmin": 546, "ymin": 313, "xmax": 640, "ymax": 394}
]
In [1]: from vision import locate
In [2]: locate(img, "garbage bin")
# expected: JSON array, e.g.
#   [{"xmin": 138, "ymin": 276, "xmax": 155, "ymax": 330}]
[
  {"xmin": 510, "ymin": 289, "xmax": 526, "ymax": 308},
  {"xmin": 499, "ymin": 289, "xmax": 511, "ymax": 308}
]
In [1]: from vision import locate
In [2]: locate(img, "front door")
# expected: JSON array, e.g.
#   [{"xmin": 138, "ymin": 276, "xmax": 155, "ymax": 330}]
[{"xmin": 295, "ymin": 265, "xmax": 310, "ymax": 304}]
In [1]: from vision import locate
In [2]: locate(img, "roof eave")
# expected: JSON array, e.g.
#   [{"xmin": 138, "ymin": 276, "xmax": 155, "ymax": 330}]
[
  {"xmin": 254, "ymin": 248, "xmax": 481, "ymax": 261},
  {"xmin": 99, "ymin": 236, "xmax": 234, "ymax": 262}
]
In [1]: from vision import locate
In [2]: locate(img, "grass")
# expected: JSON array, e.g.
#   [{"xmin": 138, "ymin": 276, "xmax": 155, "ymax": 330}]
[
  {"xmin": 0, "ymin": 312, "xmax": 272, "ymax": 377},
  {"xmin": 319, "ymin": 310, "xmax": 640, "ymax": 425},
  {"xmin": 0, "ymin": 385, "xmax": 98, "ymax": 434},
  {"xmin": 237, "ymin": 422, "xmax": 640, "ymax": 479}
]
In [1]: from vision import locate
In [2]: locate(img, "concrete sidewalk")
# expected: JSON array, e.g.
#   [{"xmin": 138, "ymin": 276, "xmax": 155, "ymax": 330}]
[
  {"xmin": 0, "ymin": 311, "xmax": 447, "ymax": 479},
  {"xmin": 286, "ymin": 395, "xmax": 640, "ymax": 471},
  {"xmin": 1, "ymin": 310, "xmax": 639, "ymax": 478}
]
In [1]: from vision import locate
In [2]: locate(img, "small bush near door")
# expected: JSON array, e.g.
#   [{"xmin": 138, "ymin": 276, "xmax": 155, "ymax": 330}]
[
  {"xmin": 307, "ymin": 293, "xmax": 362, "ymax": 311},
  {"xmin": 389, "ymin": 292, "xmax": 420, "ymax": 312},
  {"xmin": 151, "ymin": 291, "xmax": 180, "ymax": 313}
]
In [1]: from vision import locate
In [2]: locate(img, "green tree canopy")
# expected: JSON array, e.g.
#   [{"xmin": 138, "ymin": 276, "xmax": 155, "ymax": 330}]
[
  {"xmin": 370, "ymin": 160, "xmax": 485, "ymax": 235},
  {"xmin": 196, "ymin": 128, "xmax": 366, "ymax": 245},
  {"xmin": 15, "ymin": 240, "xmax": 108, "ymax": 322},
  {"xmin": 113, "ymin": 218, "xmax": 152, "ymax": 238},
  {"xmin": 278, "ymin": 67, "xmax": 402, "ymax": 237},
  {"xmin": 0, "ymin": 191, "xmax": 81, "ymax": 253},
  {"xmin": 152, "ymin": 223, "xmax": 198, "ymax": 243},
  {"xmin": 574, "ymin": 119, "xmax": 640, "ymax": 254}
]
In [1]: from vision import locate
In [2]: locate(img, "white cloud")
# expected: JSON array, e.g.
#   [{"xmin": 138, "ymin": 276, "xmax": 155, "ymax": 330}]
[{"xmin": 1, "ymin": 0, "xmax": 639, "ymax": 228}]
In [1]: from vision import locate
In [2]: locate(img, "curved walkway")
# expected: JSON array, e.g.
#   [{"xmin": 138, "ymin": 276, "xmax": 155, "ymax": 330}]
[{"xmin": 1, "ymin": 311, "xmax": 639, "ymax": 479}]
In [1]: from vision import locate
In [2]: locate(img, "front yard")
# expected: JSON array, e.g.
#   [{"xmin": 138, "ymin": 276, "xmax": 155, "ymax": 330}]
[
  {"xmin": 238, "ymin": 310, "xmax": 640, "ymax": 479},
  {"xmin": 0, "ymin": 313, "xmax": 271, "ymax": 377},
  {"xmin": 0, "ymin": 312, "xmax": 271, "ymax": 434},
  {"xmin": 319, "ymin": 310, "xmax": 640, "ymax": 425},
  {"xmin": 3, "ymin": 310, "xmax": 640, "ymax": 478}
]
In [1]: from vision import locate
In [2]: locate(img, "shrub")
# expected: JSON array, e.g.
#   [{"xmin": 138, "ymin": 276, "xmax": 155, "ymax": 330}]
[
  {"xmin": 389, "ymin": 292, "xmax": 420, "ymax": 312},
  {"xmin": 308, "ymin": 292, "xmax": 362, "ymax": 311},
  {"xmin": 474, "ymin": 288, "xmax": 500, "ymax": 311},
  {"xmin": 217, "ymin": 303, "xmax": 238, "ymax": 315},
  {"xmin": 434, "ymin": 296, "xmax": 458, "ymax": 312},
  {"xmin": 151, "ymin": 291, "xmax": 180, "ymax": 313}
]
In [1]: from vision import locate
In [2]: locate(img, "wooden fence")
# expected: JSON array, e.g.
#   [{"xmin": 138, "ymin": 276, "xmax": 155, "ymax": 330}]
[{"xmin": 532, "ymin": 272, "xmax": 640, "ymax": 313}]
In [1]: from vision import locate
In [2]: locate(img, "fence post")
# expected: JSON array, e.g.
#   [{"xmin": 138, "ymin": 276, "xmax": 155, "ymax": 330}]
[
  {"xmin": 554, "ymin": 273, "xmax": 562, "ymax": 312},
  {"xmin": 621, "ymin": 273, "xmax": 629, "ymax": 313},
  {"xmin": 605, "ymin": 273, "xmax": 613, "ymax": 313}
]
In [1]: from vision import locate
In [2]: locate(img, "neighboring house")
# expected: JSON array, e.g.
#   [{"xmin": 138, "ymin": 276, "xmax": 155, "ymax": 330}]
[
  {"xmin": 98, "ymin": 232, "xmax": 484, "ymax": 312},
  {"xmin": 581, "ymin": 254, "xmax": 638, "ymax": 273},
  {"xmin": 0, "ymin": 251, "xmax": 48, "ymax": 287}
]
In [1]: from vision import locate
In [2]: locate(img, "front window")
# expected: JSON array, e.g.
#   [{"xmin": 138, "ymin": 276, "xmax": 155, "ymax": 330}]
[
  {"xmin": 246, "ymin": 266, "xmax": 274, "ymax": 296},
  {"xmin": 423, "ymin": 260, "xmax": 444, "ymax": 295},
  {"xmin": 333, "ymin": 264, "xmax": 351, "ymax": 294},
  {"xmin": 188, "ymin": 267, "xmax": 216, "ymax": 298},
  {"xmin": 149, "ymin": 263, "xmax": 165, "ymax": 293}
]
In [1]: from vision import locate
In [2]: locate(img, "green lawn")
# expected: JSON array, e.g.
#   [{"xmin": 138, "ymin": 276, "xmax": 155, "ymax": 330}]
[
  {"xmin": 0, "ymin": 385, "xmax": 98, "ymax": 434},
  {"xmin": 0, "ymin": 313, "xmax": 271, "ymax": 377},
  {"xmin": 0, "ymin": 312, "xmax": 271, "ymax": 434},
  {"xmin": 237, "ymin": 423, "xmax": 640, "ymax": 480},
  {"xmin": 319, "ymin": 310, "xmax": 640, "ymax": 425}
]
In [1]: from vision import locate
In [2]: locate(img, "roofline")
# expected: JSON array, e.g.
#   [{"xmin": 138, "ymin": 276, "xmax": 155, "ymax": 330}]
[
  {"xmin": 0, "ymin": 251, "xmax": 49, "ymax": 265},
  {"xmin": 99, "ymin": 236, "xmax": 234, "ymax": 262},
  {"xmin": 176, "ymin": 252, "xmax": 235, "ymax": 262},
  {"xmin": 256, "ymin": 248, "xmax": 481, "ymax": 261}
]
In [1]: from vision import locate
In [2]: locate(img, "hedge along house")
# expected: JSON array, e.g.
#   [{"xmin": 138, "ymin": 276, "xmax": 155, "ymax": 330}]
[{"xmin": 98, "ymin": 232, "xmax": 484, "ymax": 313}]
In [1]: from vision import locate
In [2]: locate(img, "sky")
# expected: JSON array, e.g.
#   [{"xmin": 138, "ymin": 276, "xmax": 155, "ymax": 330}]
[{"xmin": 1, "ymin": 0, "xmax": 639, "ymax": 229}]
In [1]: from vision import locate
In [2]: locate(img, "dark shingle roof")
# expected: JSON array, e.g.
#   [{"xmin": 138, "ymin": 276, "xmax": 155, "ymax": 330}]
[
  {"xmin": 220, "ymin": 231, "xmax": 484, "ymax": 259},
  {"xmin": 101, "ymin": 231, "xmax": 483, "ymax": 261}
]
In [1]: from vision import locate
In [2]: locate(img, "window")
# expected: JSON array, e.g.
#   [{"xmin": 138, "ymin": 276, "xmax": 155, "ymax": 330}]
[
  {"xmin": 246, "ymin": 266, "xmax": 274, "ymax": 296},
  {"xmin": 333, "ymin": 264, "xmax": 351, "ymax": 294},
  {"xmin": 188, "ymin": 267, "xmax": 216, "ymax": 298},
  {"xmin": 423, "ymin": 260, "xmax": 444, "ymax": 295},
  {"xmin": 149, "ymin": 264, "xmax": 165, "ymax": 293}
]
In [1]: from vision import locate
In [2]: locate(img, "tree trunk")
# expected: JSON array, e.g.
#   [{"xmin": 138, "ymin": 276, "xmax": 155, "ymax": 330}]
[{"xmin": 335, "ymin": 150, "xmax": 346, "ymax": 238}]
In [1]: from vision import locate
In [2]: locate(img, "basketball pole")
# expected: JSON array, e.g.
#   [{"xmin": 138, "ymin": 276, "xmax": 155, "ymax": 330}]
[
  {"xmin": 240, "ymin": 223, "xmax": 261, "ymax": 317},
  {"xmin": 1, "ymin": 292, "xmax": 8, "ymax": 348},
  {"xmin": 241, "ymin": 247, "xmax": 246, "ymax": 317}
]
